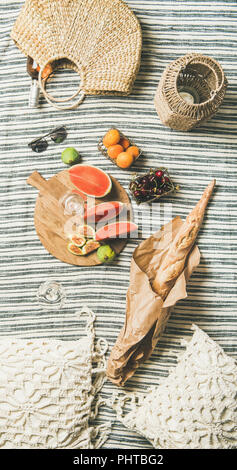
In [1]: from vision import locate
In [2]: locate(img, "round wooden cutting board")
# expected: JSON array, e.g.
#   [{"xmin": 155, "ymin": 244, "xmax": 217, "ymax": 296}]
[{"xmin": 28, "ymin": 169, "xmax": 132, "ymax": 266}]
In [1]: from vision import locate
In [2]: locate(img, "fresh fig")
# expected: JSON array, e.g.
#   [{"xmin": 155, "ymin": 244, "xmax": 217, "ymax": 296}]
[
  {"xmin": 77, "ymin": 224, "xmax": 95, "ymax": 239},
  {"xmin": 82, "ymin": 240, "xmax": 101, "ymax": 255},
  {"xmin": 67, "ymin": 242, "xmax": 84, "ymax": 256},
  {"xmin": 97, "ymin": 245, "xmax": 116, "ymax": 263},
  {"xmin": 70, "ymin": 235, "xmax": 86, "ymax": 247},
  {"xmin": 61, "ymin": 147, "xmax": 80, "ymax": 165}
]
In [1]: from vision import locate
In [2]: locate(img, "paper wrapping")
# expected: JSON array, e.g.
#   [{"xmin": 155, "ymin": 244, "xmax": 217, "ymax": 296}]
[{"xmin": 106, "ymin": 216, "xmax": 200, "ymax": 386}]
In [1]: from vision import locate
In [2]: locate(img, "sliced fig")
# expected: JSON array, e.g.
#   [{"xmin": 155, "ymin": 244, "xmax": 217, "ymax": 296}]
[
  {"xmin": 67, "ymin": 242, "xmax": 84, "ymax": 256},
  {"xmin": 70, "ymin": 235, "xmax": 86, "ymax": 247},
  {"xmin": 77, "ymin": 224, "xmax": 95, "ymax": 239},
  {"xmin": 82, "ymin": 240, "xmax": 101, "ymax": 255}
]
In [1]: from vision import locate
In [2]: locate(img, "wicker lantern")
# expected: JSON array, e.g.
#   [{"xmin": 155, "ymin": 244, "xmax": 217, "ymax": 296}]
[{"xmin": 154, "ymin": 53, "xmax": 228, "ymax": 131}]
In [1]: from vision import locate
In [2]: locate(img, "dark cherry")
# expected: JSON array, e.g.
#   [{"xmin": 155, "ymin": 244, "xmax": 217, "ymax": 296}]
[
  {"xmin": 155, "ymin": 170, "xmax": 163, "ymax": 178},
  {"xmin": 141, "ymin": 177, "xmax": 149, "ymax": 185},
  {"xmin": 137, "ymin": 177, "xmax": 144, "ymax": 185},
  {"xmin": 164, "ymin": 176, "xmax": 170, "ymax": 183},
  {"xmin": 134, "ymin": 190, "xmax": 141, "ymax": 198},
  {"xmin": 148, "ymin": 174, "xmax": 156, "ymax": 182},
  {"xmin": 140, "ymin": 188, "xmax": 148, "ymax": 196},
  {"xmin": 149, "ymin": 188, "xmax": 157, "ymax": 195}
]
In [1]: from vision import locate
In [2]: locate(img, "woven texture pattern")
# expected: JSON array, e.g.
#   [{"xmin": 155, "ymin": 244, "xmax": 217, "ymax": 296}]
[
  {"xmin": 0, "ymin": 307, "xmax": 109, "ymax": 449},
  {"xmin": 113, "ymin": 325, "xmax": 237, "ymax": 449},
  {"xmin": 0, "ymin": 0, "xmax": 237, "ymax": 448},
  {"xmin": 154, "ymin": 53, "xmax": 228, "ymax": 131},
  {"xmin": 11, "ymin": 0, "xmax": 142, "ymax": 97}
]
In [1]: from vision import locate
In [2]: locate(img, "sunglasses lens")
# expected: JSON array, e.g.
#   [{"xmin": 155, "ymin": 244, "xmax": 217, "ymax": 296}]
[
  {"xmin": 50, "ymin": 127, "xmax": 67, "ymax": 144},
  {"xmin": 30, "ymin": 139, "xmax": 48, "ymax": 153}
]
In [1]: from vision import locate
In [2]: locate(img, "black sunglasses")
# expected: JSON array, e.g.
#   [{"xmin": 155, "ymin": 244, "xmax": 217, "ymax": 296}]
[{"xmin": 28, "ymin": 126, "xmax": 67, "ymax": 153}]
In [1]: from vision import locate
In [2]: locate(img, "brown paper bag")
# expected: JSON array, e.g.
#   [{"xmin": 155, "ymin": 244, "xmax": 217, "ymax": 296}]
[{"xmin": 106, "ymin": 216, "xmax": 200, "ymax": 386}]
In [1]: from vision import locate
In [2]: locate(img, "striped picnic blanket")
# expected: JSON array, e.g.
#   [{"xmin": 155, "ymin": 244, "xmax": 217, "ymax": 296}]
[{"xmin": 0, "ymin": 0, "xmax": 236, "ymax": 448}]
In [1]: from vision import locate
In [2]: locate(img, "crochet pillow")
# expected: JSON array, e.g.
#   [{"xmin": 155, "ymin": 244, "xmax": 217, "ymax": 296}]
[
  {"xmin": 113, "ymin": 325, "xmax": 237, "ymax": 449},
  {"xmin": 0, "ymin": 307, "xmax": 109, "ymax": 449}
]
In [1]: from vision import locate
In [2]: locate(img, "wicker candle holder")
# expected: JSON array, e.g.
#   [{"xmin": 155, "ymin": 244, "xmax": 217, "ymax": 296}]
[{"xmin": 154, "ymin": 53, "xmax": 228, "ymax": 131}]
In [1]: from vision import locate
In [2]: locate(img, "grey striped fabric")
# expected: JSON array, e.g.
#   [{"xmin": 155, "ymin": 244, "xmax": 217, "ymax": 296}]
[{"xmin": 0, "ymin": 0, "xmax": 236, "ymax": 449}]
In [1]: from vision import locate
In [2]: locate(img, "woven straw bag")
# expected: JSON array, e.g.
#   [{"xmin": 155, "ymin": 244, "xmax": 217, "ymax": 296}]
[
  {"xmin": 11, "ymin": 0, "xmax": 142, "ymax": 110},
  {"xmin": 154, "ymin": 53, "xmax": 228, "ymax": 131}
]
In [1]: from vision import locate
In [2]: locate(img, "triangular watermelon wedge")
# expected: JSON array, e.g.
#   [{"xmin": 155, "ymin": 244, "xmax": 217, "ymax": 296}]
[
  {"xmin": 95, "ymin": 221, "xmax": 138, "ymax": 241},
  {"xmin": 84, "ymin": 201, "xmax": 124, "ymax": 223}
]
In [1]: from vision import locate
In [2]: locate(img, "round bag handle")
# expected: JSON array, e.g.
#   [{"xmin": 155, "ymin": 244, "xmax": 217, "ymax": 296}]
[
  {"xmin": 38, "ymin": 61, "xmax": 85, "ymax": 110},
  {"xmin": 181, "ymin": 54, "xmax": 223, "ymax": 95}
]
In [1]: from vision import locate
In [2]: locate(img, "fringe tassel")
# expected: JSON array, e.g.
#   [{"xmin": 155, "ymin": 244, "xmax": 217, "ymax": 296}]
[{"xmin": 74, "ymin": 306, "xmax": 110, "ymax": 448}]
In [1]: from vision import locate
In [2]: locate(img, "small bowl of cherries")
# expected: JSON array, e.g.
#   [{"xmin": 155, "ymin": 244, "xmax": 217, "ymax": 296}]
[{"xmin": 129, "ymin": 168, "xmax": 176, "ymax": 205}]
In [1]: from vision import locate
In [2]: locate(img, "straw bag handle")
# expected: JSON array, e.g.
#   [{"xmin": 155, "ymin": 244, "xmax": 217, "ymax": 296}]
[
  {"xmin": 181, "ymin": 55, "xmax": 222, "ymax": 94},
  {"xmin": 38, "ymin": 64, "xmax": 85, "ymax": 110}
]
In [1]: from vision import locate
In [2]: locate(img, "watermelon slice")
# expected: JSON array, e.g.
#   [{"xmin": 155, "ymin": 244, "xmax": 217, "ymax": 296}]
[
  {"xmin": 95, "ymin": 221, "xmax": 138, "ymax": 241},
  {"xmin": 84, "ymin": 201, "xmax": 124, "ymax": 223},
  {"xmin": 69, "ymin": 165, "xmax": 112, "ymax": 198}
]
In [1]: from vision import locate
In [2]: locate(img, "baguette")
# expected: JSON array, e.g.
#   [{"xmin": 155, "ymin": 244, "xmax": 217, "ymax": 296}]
[{"xmin": 152, "ymin": 179, "xmax": 216, "ymax": 299}]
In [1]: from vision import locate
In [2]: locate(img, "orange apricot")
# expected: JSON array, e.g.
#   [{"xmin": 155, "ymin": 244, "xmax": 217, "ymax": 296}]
[
  {"xmin": 119, "ymin": 137, "xmax": 130, "ymax": 149},
  {"xmin": 126, "ymin": 146, "xmax": 140, "ymax": 159},
  {"xmin": 107, "ymin": 144, "xmax": 124, "ymax": 159},
  {"xmin": 103, "ymin": 129, "xmax": 120, "ymax": 148},
  {"xmin": 116, "ymin": 152, "xmax": 134, "ymax": 169}
]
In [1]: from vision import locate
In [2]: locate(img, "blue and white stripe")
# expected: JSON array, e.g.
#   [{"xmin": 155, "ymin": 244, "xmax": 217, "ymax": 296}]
[{"xmin": 0, "ymin": 0, "xmax": 236, "ymax": 448}]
